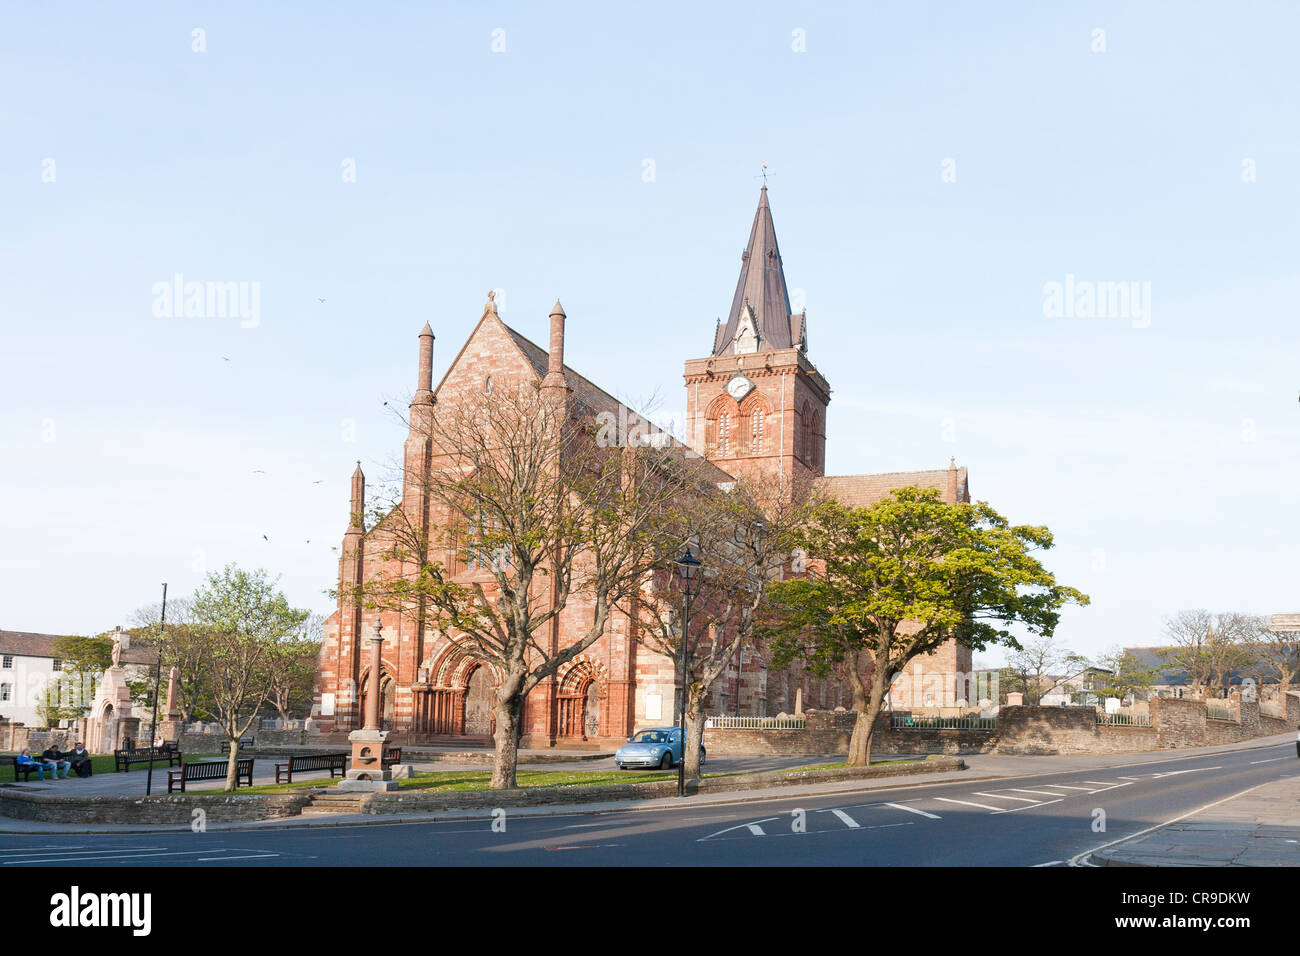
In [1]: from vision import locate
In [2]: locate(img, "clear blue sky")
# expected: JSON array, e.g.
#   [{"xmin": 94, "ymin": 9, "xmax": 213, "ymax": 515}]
[{"xmin": 2, "ymin": 1, "xmax": 1297, "ymax": 665}]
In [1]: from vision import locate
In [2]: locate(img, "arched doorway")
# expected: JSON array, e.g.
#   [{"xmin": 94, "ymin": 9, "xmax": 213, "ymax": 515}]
[
  {"xmin": 381, "ymin": 676, "xmax": 395, "ymax": 731},
  {"xmin": 463, "ymin": 666, "xmax": 493, "ymax": 736},
  {"xmin": 584, "ymin": 681, "xmax": 600, "ymax": 739},
  {"xmin": 557, "ymin": 659, "xmax": 603, "ymax": 740}
]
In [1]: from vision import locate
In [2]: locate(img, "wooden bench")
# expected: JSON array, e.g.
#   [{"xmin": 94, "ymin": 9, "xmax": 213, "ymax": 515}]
[
  {"xmin": 167, "ymin": 758, "xmax": 254, "ymax": 793},
  {"xmin": 219, "ymin": 736, "xmax": 254, "ymax": 754},
  {"xmin": 114, "ymin": 745, "xmax": 183, "ymax": 772},
  {"xmin": 274, "ymin": 752, "xmax": 348, "ymax": 784},
  {"xmin": 11, "ymin": 756, "xmax": 41, "ymax": 782}
]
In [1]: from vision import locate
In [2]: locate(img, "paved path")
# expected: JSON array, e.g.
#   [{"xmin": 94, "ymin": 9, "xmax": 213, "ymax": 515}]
[
  {"xmin": 1091, "ymin": 774, "xmax": 1300, "ymax": 866},
  {"xmin": 1, "ymin": 752, "xmax": 832, "ymax": 798}
]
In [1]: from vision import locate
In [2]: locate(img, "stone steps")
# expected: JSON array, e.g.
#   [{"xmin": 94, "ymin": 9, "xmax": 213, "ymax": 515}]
[{"xmin": 301, "ymin": 791, "xmax": 371, "ymax": 815}]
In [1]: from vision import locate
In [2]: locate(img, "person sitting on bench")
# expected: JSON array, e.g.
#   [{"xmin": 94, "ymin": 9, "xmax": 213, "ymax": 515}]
[
  {"xmin": 40, "ymin": 745, "xmax": 71, "ymax": 779},
  {"xmin": 16, "ymin": 748, "xmax": 55, "ymax": 781},
  {"xmin": 69, "ymin": 741, "xmax": 93, "ymax": 778}
]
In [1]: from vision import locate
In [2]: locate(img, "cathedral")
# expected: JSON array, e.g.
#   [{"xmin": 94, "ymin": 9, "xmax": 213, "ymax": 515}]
[{"xmin": 313, "ymin": 187, "xmax": 972, "ymax": 746}]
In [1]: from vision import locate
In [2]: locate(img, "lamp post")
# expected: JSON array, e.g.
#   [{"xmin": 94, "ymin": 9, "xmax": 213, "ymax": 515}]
[
  {"xmin": 675, "ymin": 547, "xmax": 701, "ymax": 797},
  {"xmin": 145, "ymin": 583, "xmax": 167, "ymax": 797}
]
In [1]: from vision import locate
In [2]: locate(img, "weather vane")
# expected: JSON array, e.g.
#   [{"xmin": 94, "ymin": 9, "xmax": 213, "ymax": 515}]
[{"xmin": 755, "ymin": 160, "xmax": 771, "ymax": 186}]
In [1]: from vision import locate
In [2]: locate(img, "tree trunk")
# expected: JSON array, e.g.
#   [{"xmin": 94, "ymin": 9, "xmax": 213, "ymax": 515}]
[
  {"xmin": 490, "ymin": 690, "xmax": 523, "ymax": 790},
  {"xmin": 845, "ymin": 647, "xmax": 888, "ymax": 767},
  {"xmin": 682, "ymin": 681, "xmax": 706, "ymax": 781},
  {"xmin": 224, "ymin": 736, "xmax": 239, "ymax": 792}
]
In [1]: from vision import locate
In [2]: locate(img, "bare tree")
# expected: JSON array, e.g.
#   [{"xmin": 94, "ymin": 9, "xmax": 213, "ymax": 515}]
[
  {"xmin": 347, "ymin": 382, "xmax": 700, "ymax": 789},
  {"xmin": 1007, "ymin": 632, "xmax": 1086, "ymax": 706},
  {"xmin": 1162, "ymin": 609, "xmax": 1255, "ymax": 698},
  {"xmin": 130, "ymin": 598, "xmax": 213, "ymax": 724},
  {"xmin": 1237, "ymin": 614, "xmax": 1299, "ymax": 701},
  {"xmin": 636, "ymin": 472, "xmax": 812, "ymax": 782}
]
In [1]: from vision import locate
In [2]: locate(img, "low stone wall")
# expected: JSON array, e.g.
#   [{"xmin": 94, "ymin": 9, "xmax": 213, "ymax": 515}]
[
  {"xmin": 362, "ymin": 756, "xmax": 965, "ymax": 814},
  {"xmin": 704, "ymin": 693, "xmax": 1299, "ymax": 758},
  {"xmin": 175, "ymin": 728, "xmax": 315, "ymax": 753},
  {"xmin": 0, "ymin": 789, "xmax": 312, "ymax": 825}
]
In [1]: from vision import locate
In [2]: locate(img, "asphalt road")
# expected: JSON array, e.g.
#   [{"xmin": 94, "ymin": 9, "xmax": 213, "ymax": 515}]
[{"xmin": 3, "ymin": 743, "xmax": 1296, "ymax": 867}]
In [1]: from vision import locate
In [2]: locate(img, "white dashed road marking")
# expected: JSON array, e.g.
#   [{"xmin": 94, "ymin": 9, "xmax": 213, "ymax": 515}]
[
  {"xmin": 746, "ymin": 823, "xmax": 766, "ymax": 836},
  {"xmin": 993, "ymin": 798, "xmax": 1064, "ymax": 814},
  {"xmin": 974, "ymin": 792, "xmax": 1040, "ymax": 803},
  {"xmin": 934, "ymin": 797, "xmax": 1006, "ymax": 812},
  {"xmin": 828, "ymin": 809, "xmax": 860, "ymax": 828},
  {"xmin": 884, "ymin": 802, "xmax": 941, "ymax": 819}
]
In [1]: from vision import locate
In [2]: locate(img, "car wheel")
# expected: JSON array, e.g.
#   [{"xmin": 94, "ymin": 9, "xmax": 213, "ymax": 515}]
[
  {"xmin": 617, "ymin": 762, "xmax": 625, "ymax": 770},
  {"xmin": 659, "ymin": 751, "xmax": 673, "ymax": 770}
]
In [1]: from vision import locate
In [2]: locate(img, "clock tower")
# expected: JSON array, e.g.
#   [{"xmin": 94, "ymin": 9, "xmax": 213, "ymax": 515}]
[{"xmin": 684, "ymin": 186, "xmax": 831, "ymax": 486}]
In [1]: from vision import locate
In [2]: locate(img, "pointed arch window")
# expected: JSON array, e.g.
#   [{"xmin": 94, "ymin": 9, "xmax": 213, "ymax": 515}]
[
  {"xmin": 718, "ymin": 411, "xmax": 731, "ymax": 457},
  {"xmin": 750, "ymin": 408, "xmax": 765, "ymax": 454}
]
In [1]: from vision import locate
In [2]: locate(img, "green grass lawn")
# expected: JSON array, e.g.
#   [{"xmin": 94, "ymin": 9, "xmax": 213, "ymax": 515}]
[
  {"xmin": 238, "ymin": 767, "xmax": 741, "ymax": 795},
  {"xmin": 789, "ymin": 759, "xmax": 919, "ymax": 771},
  {"xmin": 3, "ymin": 752, "xmax": 224, "ymax": 781}
]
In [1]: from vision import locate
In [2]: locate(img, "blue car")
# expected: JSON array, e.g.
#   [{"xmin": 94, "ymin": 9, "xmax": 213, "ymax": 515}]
[{"xmin": 614, "ymin": 727, "xmax": 705, "ymax": 770}]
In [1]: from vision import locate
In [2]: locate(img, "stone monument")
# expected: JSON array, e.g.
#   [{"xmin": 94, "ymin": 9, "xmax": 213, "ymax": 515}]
[
  {"xmin": 86, "ymin": 626, "xmax": 137, "ymax": 753},
  {"xmin": 338, "ymin": 620, "xmax": 400, "ymax": 792}
]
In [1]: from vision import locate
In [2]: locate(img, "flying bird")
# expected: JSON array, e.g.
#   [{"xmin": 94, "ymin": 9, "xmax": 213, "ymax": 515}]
[
  {"xmin": 252, "ymin": 469, "xmax": 265, "ymax": 475},
  {"xmin": 317, "ymin": 298, "xmax": 326, "ymax": 303},
  {"xmin": 262, "ymin": 534, "xmax": 269, "ymax": 541},
  {"xmin": 221, "ymin": 356, "xmax": 231, "ymax": 362},
  {"xmin": 312, "ymin": 480, "xmax": 324, "ymax": 484}
]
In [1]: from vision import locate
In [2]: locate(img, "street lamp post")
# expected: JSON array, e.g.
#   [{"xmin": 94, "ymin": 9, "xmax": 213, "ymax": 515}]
[
  {"xmin": 145, "ymin": 583, "xmax": 167, "ymax": 797},
  {"xmin": 675, "ymin": 547, "xmax": 701, "ymax": 797}
]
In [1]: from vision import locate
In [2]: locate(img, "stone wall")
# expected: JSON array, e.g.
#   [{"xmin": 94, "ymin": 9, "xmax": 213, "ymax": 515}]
[
  {"xmin": 0, "ymin": 789, "xmax": 311, "ymax": 825},
  {"xmin": 702, "ymin": 693, "xmax": 1300, "ymax": 758}
]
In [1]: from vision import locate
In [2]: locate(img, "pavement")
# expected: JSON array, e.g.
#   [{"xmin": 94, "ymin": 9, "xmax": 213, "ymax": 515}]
[
  {"xmin": 0, "ymin": 751, "xmax": 824, "ymax": 800},
  {"xmin": 1089, "ymin": 774, "xmax": 1300, "ymax": 867}
]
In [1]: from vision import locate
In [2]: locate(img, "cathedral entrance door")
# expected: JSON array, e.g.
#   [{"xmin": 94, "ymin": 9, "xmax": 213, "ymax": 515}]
[
  {"xmin": 464, "ymin": 667, "xmax": 492, "ymax": 736},
  {"xmin": 583, "ymin": 681, "xmax": 600, "ymax": 738}
]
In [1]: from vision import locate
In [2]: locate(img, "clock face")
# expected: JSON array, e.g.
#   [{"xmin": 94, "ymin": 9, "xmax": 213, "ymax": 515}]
[{"xmin": 726, "ymin": 374, "xmax": 755, "ymax": 402}]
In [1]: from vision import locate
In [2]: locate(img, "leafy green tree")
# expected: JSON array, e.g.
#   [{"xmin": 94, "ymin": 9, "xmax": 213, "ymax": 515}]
[
  {"xmin": 267, "ymin": 612, "xmax": 324, "ymax": 721},
  {"xmin": 1090, "ymin": 647, "xmax": 1160, "ymax": 702},
  {"xmin": 765, "ymin": 488, "xmax": 1088, "ymax": 765},
  {"xmin": 50, "ymin": 635, "xmax": 113, "ymax": 718},
  {"xmin": 192, "ymin": 564, "xmax": 308, "ymax": 790},
  {"xmin": 35, "ymin": 676, "xmax": 85, "ymax": 728},
  {"xmin": 130, "ymin": 599, "xmax": 216, "ymax": 723}
]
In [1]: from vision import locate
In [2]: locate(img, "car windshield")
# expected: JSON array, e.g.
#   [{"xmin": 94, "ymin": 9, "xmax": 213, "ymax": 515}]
[{"xmin": 631, "ymin": 731, "xmax": 668, "ymax": 743}]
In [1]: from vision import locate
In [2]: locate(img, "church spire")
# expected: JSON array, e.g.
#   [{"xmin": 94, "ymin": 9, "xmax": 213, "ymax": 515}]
[{"xmin": 714, "ymin": 186, "xmax": 797, "ymax": 356}]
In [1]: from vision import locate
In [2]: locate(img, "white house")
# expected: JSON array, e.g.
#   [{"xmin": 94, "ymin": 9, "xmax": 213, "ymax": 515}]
[{"xmin": 0, "ymin": 629, "xmax": 155, "ymax": 729}]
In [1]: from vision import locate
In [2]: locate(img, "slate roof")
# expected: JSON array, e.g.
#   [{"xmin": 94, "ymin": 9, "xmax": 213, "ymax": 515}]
[
  {"xmin": 0, "ymin": 629, "xmax": 157, "ymax": 665},
  {"xmin": 1123, "ymin": 644, "xmax": 1299, "ymax": 686}
]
